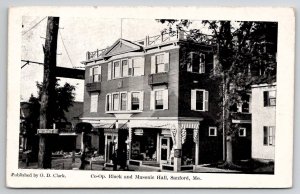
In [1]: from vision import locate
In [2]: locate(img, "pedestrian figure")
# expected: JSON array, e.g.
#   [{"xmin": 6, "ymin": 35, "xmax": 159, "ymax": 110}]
[
  {"xmin": 119, "ymin": 149, "xmax": 127, "ymax": 170},
  {"xmin": 112, "ymin": 150, "xmax": 118, "ymax": 171}
]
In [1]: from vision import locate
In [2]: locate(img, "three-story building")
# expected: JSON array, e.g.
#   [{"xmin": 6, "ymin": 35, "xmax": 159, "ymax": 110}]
[{"xmin": 80, "ymin": 31, "xmax": 223, "ymax": 171}]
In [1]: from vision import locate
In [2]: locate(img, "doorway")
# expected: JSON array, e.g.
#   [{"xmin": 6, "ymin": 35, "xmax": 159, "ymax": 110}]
[
  {"xmin": 105, "ymin": 134, "xmax": 117, "ymax": 163},
  {"xmin": 160, "ymin": 137, "xmax": 171, "ymax": 163}
]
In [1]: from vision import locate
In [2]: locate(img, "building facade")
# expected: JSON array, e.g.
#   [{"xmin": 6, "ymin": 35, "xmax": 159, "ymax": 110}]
[
  {"xmin": 80, "ymin": 31, "xmax": 224, "ymax": 171},
  {"xmin": 251, "ymin": 83, "xmax": 276, "ymax": 161}
]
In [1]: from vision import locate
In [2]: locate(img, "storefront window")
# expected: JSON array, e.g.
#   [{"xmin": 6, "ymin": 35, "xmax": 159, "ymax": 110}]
[
  {"xmin": 181, "ymin": 128, "xmax": 195, "ymax": 165},
  {"xmin": 131, "ymin": 129, "xmax": 158, "ymax": 161}
]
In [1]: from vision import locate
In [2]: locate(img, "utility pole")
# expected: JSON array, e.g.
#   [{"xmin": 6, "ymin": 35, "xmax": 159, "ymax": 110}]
[{"xmin": 38, "ymin": 17, "xmax": 59, "ymax": 169}]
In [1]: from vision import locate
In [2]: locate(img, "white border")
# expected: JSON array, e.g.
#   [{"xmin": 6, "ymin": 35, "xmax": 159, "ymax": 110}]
[{"xmin": 6, "ymin": 6, "xmax": 295, "ymax": 188}]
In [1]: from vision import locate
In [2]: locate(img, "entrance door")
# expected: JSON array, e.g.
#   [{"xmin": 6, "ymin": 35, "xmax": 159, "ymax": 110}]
[
  {"xmin": 160, "ymin": 137, "xmax": 170, "ymax": 163},
  {"xmin": 105, "ymin": 135, "xmax": 117, "ymax": 163}
]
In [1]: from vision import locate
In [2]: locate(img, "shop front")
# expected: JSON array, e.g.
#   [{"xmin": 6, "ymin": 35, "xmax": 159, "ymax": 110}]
[
  {"xmin": 82, "ymin": 118, "xmax": 202, "ymax": 172},
  {"xmin": 128, "ymin": 119, "xmax": 202, "ymax": 172}
]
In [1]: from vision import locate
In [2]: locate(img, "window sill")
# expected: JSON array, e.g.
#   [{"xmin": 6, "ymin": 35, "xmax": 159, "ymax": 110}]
[
  {"xmin": 110, "ymin": 75, "xmax": 145, "ymax": 80},
  {"xmin": 105, "ymin": 110, "xmax": 143, "ymax": 114},
  {"xmin": 192, "ymin": 109, "xmax": 207, "ymax": 112},
  {"xmin": 186, "ymin": 71, "xmax": 205, "ymax": 74},
  {"xmin": 152, "ymin": 109, "xmax": 168, "ymax": 111},
  {"xmin": 150, "ymin": 71, "xmax": 168, "ymax": 74}
]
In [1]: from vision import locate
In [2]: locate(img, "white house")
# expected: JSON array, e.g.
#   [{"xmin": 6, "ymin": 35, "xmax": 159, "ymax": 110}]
[{"xmin": 251, "ymin": 83, "xmax": 276, "ymax": 161}]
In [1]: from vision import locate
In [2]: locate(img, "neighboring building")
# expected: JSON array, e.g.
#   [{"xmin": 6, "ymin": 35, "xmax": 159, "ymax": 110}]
[
  {"xmin": 80, "ymin": 30, "xmax": 224, "ymax": 172},
  {"xmin": 19, "ymin": 101, "xmax": 83, "ymax": 159},
  {"xmin": 251, "ymin": 83, "xmax": 276, "ymax": 161},
  {"xmin": 230, "ymin": 90, "xmax": 252, "ymax": 161}
]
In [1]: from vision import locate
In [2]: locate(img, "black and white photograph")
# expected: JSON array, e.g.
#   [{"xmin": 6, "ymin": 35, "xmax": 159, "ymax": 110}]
[{"xmin": 6, "ymin": 6, "xmax": 294, "ymax": 188}]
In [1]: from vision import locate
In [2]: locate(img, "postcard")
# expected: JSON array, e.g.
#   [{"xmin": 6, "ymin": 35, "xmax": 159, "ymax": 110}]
[{"xmin": 6, "ymin": 6, "xmax": 295, "ymax": 188}]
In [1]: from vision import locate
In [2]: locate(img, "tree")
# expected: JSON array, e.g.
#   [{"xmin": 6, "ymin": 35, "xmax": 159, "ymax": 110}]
[
  {"xmin": 158, "ymin": 19, "xmax": 277, "ymax": 167},
  {"xmin": 33, "ymin": 80, "xmax": 76, "ymax": 124}
]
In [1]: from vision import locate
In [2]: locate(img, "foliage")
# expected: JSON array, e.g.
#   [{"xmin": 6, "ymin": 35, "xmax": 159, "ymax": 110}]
[
  {"xmin": 34, "ymin": 79, "xmax": 76, "ymax": 123},
  {"xmin": 158, "ymin": 19, "xmax": 277, "ymax": 163},
  {"xmin": 158, "ymin": 19, "xmax": 277, "ymax": 133}
]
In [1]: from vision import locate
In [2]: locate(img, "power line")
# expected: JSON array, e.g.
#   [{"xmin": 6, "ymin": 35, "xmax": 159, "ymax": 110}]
[
  {"xmin": 21, "ymin": 60, "xmax": 44, "ymax": 69},
  {"xmin": 58, "ymin": 29, "xmax": 75, "ymax": 68},
  {"xmin": 22, "ymin": 16, "xmax": 48, "ymax": 36}
]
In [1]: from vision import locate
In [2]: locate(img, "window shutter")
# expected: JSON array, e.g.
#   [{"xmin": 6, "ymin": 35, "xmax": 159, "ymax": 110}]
[
  {"xmin": 199, "ymin": 53, "xmax": 205, "ymax": 73},
  {"xmin": 150, "ymin": 91, "xmax": 155, "ymax": 110},
  {"xmin": 89, "ymin": 67, "xmax": 93, "ymax": 83},
  {"xmin": 263, "ymin": 91, "xmax": 268, "ymax": 106},
  {"xmin": 187, "ymin": 52, "xmax": 193, "ymax": 72},
  {"xmin": 139, "ymin": 57, "xmax": 145, "ymax": 75},
  {"xmin": 128, "ymin": 59, "xmax": 133, "ymax": 76},
  {"xmin": 151, "ymin": 55, "xmax": 156, "ymax": 74},
  {"xmin": 164, "ymin": 52, "xmax": 170, "ymax": 72},
  {"xmin": 105, "ymin": 94, "xmax": 109, "ymax": 111},
  {"xmin": 163, "ymin": 89, "xmax": 169, "ymax": 110},
  {"xmin": 98, "ymin": 65, "xmax": 102, "ymax": 82},
  {"xmin": 191, "ymin": 90, "xmax": 196, "ymax": 110},
  {"xmin": 263, "ymin": 126, "xmax": 268, "ymax": 145},
  {"xmin": 213, "ymin": 54, "xmax": 218, "ymax": 75},
  {"xmin": 204, "ymin": 90, "xmax": 209, "ymax": 111},
  {"xmin": 89, "ymin": 67, "xmax": 93, "ymax": 76},
  {"xmin": 107, "ymin": 62, "xmax": 112, "ymax": 80},
  {"xmin": 127, "ymin": 92, "xmax": 132, "ymax": 111},
  {"xmin": 139, "ymin": 91, "xmax": 144, "ymax": 110}
]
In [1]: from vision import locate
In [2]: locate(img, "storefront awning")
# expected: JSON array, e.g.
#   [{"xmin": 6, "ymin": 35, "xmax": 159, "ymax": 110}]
[
  {"xmin": 90, "ymin": 120, "xmax": 116, "ymax": 129},
  {"xmin": 129, "ymin": 120, "xmax": 178, "ymax": 129},
  {"xmin": 179, "ymin": 121, "xmax": 200, "ymax": 130}
]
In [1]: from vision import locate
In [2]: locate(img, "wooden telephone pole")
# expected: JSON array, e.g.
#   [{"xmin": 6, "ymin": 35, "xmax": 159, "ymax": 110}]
[{"xmin": 38, "ymin": 17, "xmax": 59, "ymax": 169}]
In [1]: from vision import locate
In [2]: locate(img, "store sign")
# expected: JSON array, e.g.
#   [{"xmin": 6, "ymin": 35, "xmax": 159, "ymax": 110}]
[
  {"xmin": 134, "ymin": 129, "xmax": 143, "ymax": 136},
  {"xmin": 174, "ymin": 149, "xmax": 181, "ymax": 158},
  {"xmin": 37, "ymin": 129, "xmax": 59, "ymax": 134},
  {"xmin": 104, "ymin": 128, "xmax": 118, "ymax": 134},
  {"xmin": 161, "ymin": 129, "xmax": 170, "ymax": 136}
]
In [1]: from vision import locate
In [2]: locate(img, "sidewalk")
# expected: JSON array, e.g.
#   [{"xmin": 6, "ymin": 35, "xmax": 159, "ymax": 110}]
[
  {"xmin": 194, "ymin": 165, "xmax": 241, "ymax": 173},
  {"xmin": 19, "ymin": 158, "xmax": 244, "ymax": 173}
]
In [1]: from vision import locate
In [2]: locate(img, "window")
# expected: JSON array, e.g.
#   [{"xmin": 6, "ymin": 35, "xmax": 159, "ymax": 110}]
[
  {"xmin": 264, "ymin": 90, "xmax": 276, "ymax": 106},
  {"xmin": 112, "ymin": 93, "xmax": 119, "ymax": 111},
  {"xmin": 108, "ymin": 58, "xmax": 144, "ymax": 80},
  {"xmin": 239, "ymin": 128, "xmax": 246, "ymax": 137},
  {"xmin": 121, "ymin": 60, "xmax": 128, "ymax": 77},
  {"xmin": 209, "ymin": 127, "xmax": 217, "ymax": 136},
  {"xmin": 113, "ymin": 61, "xmax": 121, "ymax": 78},
  {"xmin": 131, "ymin": 57, "xmax": 144, "ymax": 76},
  {"xmin": 263, "ymin": 126, "xmax": 275, "ymax": 146},
  {"xmin": 90, "ymin": 93, "xmax": 98, "ymax": 112},
  {"xmin": 151, "ymin": 52, "xmax": 169, "ymax": 74},
  {"xmin": 191, "ymin": 89, "xmax": 209, "ymax": 111},
  {"xmin": 187, "ymin": 52, "xmax": 205, "ymax": 74},
  {"xmin": 155, "ymin": 90, "xmax": 164, "ymax": 110},
  {"xmin": 89, "ymin": 66, "xmax": 101, "ymax": 83},
  {"xmin": 106, "ymin": 91, "xmax": 143, "ymax": 112},
  {"xmin": 156, "ymin": 54, "xmax": 165, "ymax": 73},
  {"xmin": 106, "ymin": 94, "xmax": 111, "ymax": 111},
  {"xmin": 199, "ymin": 53, "xmax": 205, "ymax": 73},
  {"xmin": 131, "ymin": 92, "xmax": 140, "ymax": 110},
  {"xmin": 150, "ymin": 89, "xmax": 168, "ymax": 110},
  {"xmin": 120, "ymin": 92, "xmax": 127, "ymax": 111}
]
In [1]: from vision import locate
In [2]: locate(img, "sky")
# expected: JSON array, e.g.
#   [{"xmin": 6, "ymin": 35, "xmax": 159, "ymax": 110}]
[
  {"xmin": 21, "ymin": 17, "xmax": 174, "ymax": 102},
  {"xmin": 21, "ymin": 17, "xmax": 213, "ymax": 102}
]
